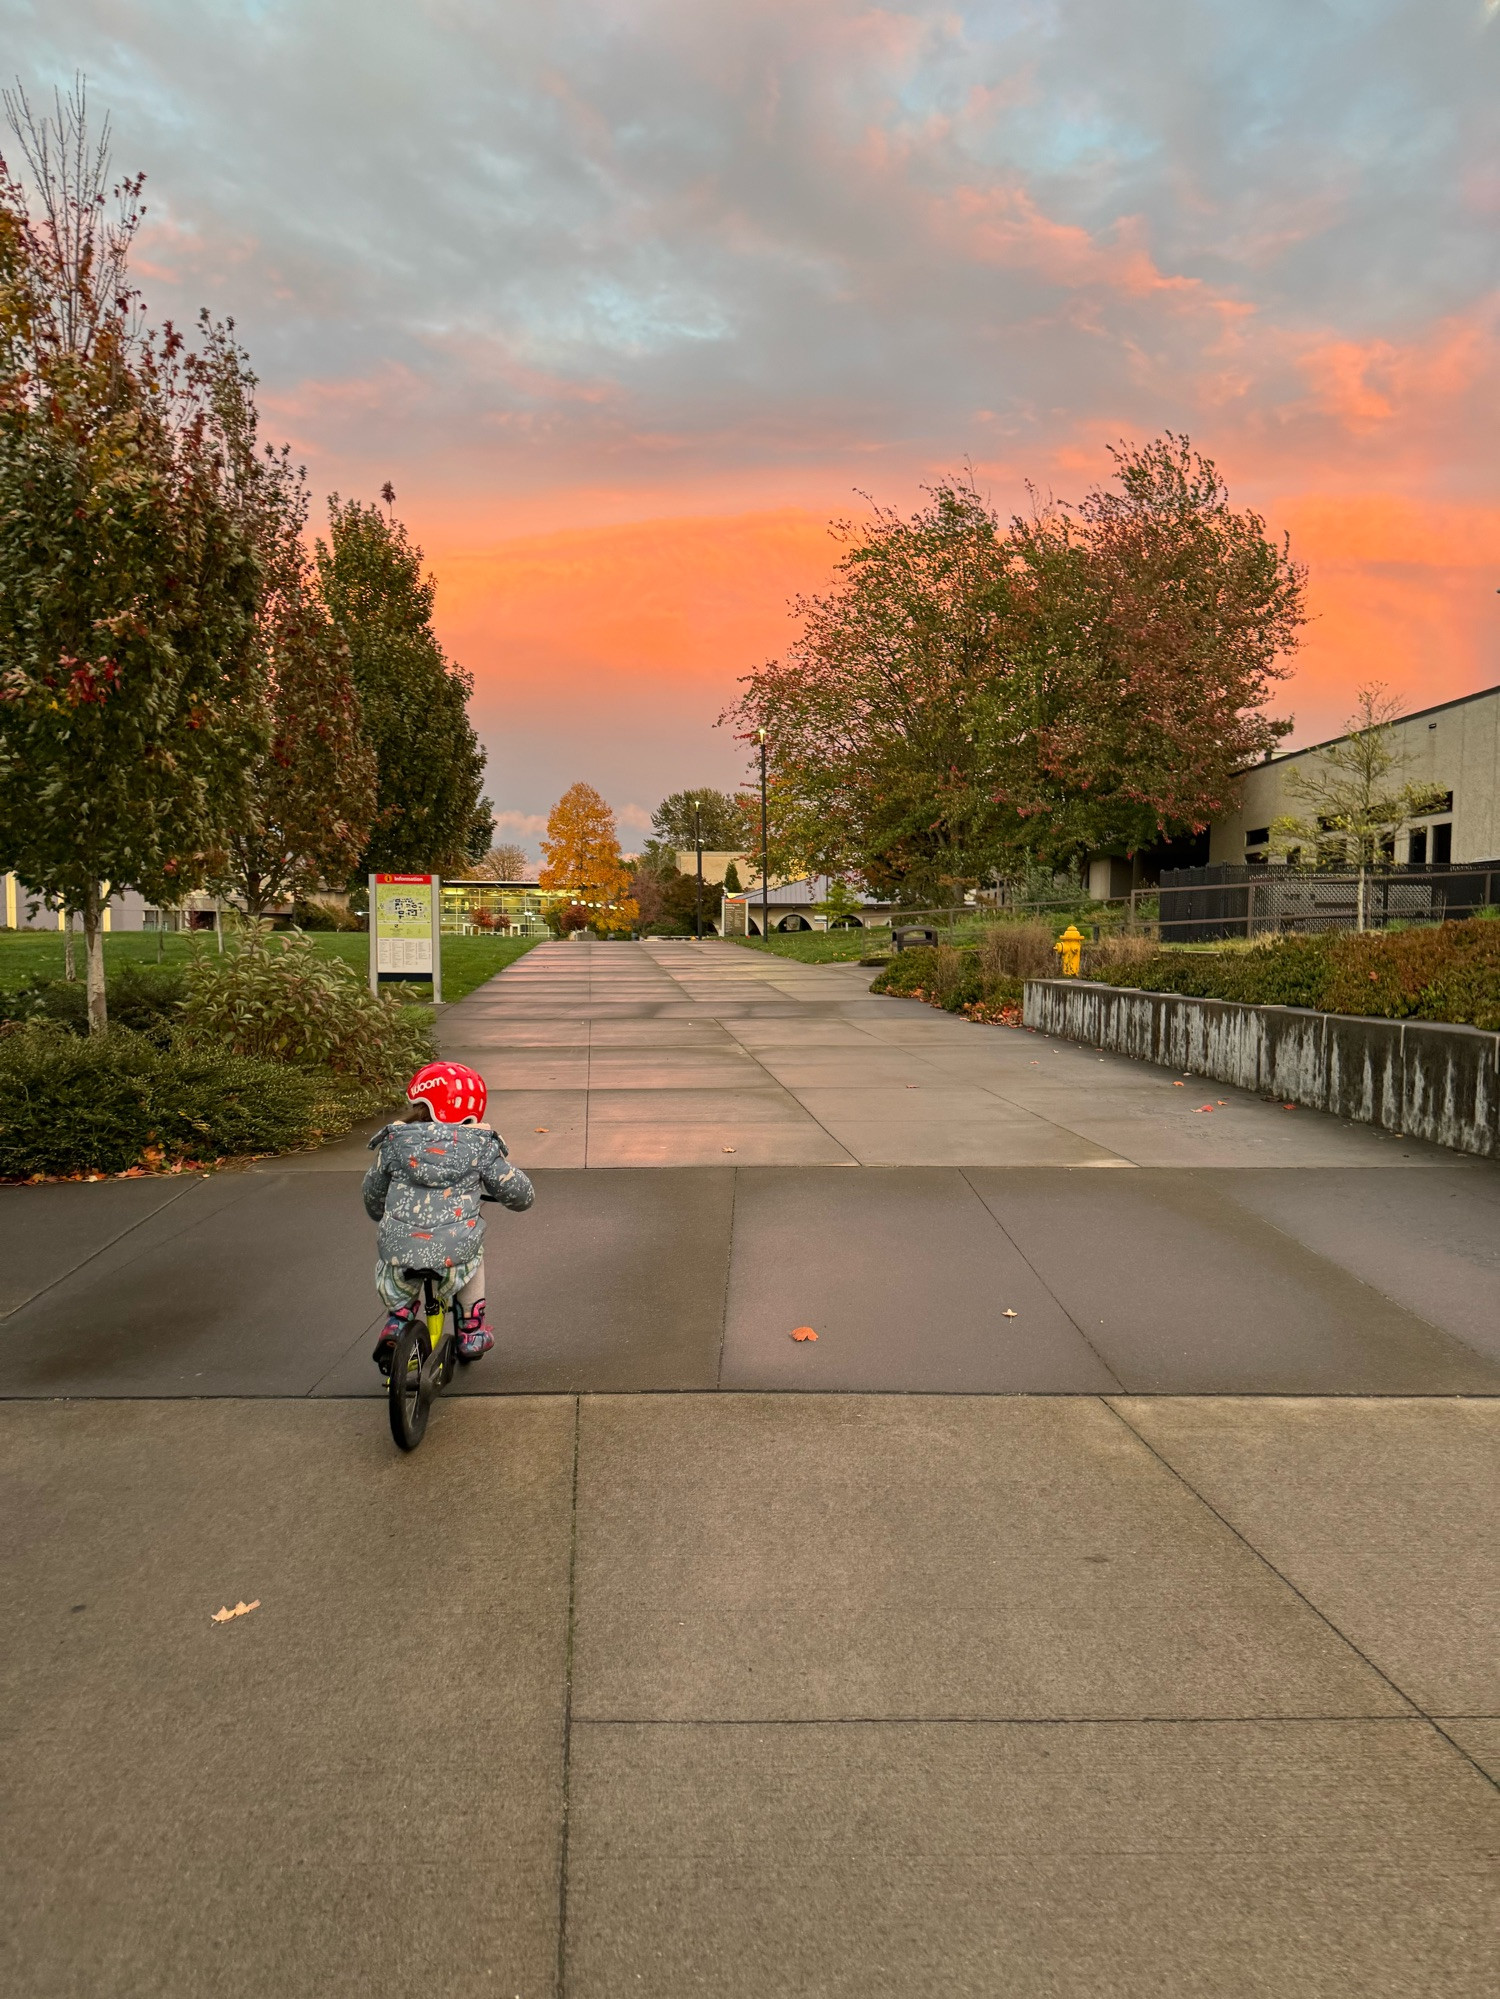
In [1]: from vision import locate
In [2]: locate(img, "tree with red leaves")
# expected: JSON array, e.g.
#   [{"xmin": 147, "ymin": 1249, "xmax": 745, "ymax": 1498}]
[{"xmin": 728, "ymin": 438, "xmax": 1303, "ymax": 904}]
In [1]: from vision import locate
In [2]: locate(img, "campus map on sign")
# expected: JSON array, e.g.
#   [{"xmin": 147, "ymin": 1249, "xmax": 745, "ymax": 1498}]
[{"xmin": 374, "ymin": 875, "xmax": 434, "ymax": 976}]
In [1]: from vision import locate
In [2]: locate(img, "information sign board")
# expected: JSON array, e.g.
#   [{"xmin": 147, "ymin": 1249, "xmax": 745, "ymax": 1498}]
[{"xmin": 369, "ymin": 874, "xmax": 442, "ymax": 1001}]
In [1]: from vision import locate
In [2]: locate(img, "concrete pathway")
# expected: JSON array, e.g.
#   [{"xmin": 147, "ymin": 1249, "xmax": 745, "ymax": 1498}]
[
  {"xmin": 3, "ymin": 940, "xmax": 1496, "ymax": 1995},
  {"xmin": 439, "ymin": 937, "xmax": 1456, "ymax": 1167},
  {"xmin": 4, "ymin": 1393, "xmax": 1496, "ymax": 1995}
]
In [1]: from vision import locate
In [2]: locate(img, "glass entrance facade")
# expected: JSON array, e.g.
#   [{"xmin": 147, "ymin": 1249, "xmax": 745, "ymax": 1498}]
[{"xmin": 440, "ymin": 880, "xmax": 568, "ymax": 937}]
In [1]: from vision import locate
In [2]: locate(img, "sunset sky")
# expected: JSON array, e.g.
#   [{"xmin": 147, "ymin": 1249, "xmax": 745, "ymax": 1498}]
[{"xmin": 9, "ymin": 2, "xmax": 1500, "ymax": 857}]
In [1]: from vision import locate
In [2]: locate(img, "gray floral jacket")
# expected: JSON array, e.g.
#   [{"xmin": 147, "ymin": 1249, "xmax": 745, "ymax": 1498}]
[{"xmin": 363, "ymin": 1121, "xmax": 534, "ymax": 1272}]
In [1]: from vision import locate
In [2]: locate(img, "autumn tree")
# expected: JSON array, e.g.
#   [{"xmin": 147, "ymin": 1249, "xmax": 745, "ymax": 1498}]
[
  {"xmin": 727, "ymin": 438, "xmax": 1304, "ymax": 904},
  {"xmin": 316, "ymin": 493, "xmax": 489, "ymax": 877},
  {"xmin": 539, "ymin": 782, "xmax": 637, "ymax": 934},
  {"xmin": 727, "ymin": 482, "xmax": 1027, "ymax": 902},
  {"xmin": 0, "ymin": 85, "xmax": 263, "ymax": 1030},
  {"xmin": 203, "ymin": 338, "xmax": 374, "ymax": 920},
  {"xmin": 470, "ymin": 841, "xmax": 531, "ymax": 881},
  {"xmin": 1003, "ymin": 435, "xmax": 1305, "ymax": 860},
  {"xmin": 1270, "ymin": 684, "xmax": 1446, "ymax": 929}
]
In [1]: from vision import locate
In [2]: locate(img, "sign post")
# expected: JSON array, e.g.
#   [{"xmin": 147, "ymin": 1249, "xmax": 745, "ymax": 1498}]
[{"xmin": 369, "ymin": 874, "xmax": 443, "ymax": 1003}]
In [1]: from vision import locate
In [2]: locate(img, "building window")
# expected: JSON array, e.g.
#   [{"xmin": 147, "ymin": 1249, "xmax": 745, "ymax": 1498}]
[
  {"xmin": 1408, "ymin": 828, "xmax": 1428, "ymax": 865},
  {"xmin": 1431, "ymin": 822, "xmax": 1452, "ymax": 865},
  {"xmin": 1244, "ymin": 827, "xmax": 1270, "ymax": 847}
]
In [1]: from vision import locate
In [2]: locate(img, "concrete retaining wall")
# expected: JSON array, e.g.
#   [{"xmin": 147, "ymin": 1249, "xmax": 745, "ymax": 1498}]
[{"xmin": 1022, "ymin": 978, "xmax": 1500, "ymax": 1159}]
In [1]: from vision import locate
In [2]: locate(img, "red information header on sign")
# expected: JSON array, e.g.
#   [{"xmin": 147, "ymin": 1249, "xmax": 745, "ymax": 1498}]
[{"xmin": 375, "ymin": 873, "xmax": 433, "ymax": 883}]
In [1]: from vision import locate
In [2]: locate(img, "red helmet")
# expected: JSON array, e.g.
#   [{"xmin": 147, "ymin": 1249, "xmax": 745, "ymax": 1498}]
[{"xmin": 406, "ymin": 1061, "xmax": 488, "ymax": 1125}]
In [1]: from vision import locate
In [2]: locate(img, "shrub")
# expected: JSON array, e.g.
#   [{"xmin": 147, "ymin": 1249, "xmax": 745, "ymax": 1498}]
[
  {"xmin": 0, "ymin": 962, "xmax": 188, "ymax": 1044},
  {"xmin": 976, "ymin": 920, "xmax": 1057, "ymax": 981},
  {"xmin": 180, "ymin": 928, "xmax": 432, "ymax": 1088},
  {"xmin": 287, "ymin": 898, "xmax": 363, "ymax": 932},
  {"xmin": 1081, "ymin": 920, "xmax": 1500, "ymax": 1029},
  {"xmin": 871, "ymin": 945, "xmax": 1021, "ymax": 1017},
  {"xmin": 0, "ymin": 1025, "xmax": 363, "ymax": 1178}
]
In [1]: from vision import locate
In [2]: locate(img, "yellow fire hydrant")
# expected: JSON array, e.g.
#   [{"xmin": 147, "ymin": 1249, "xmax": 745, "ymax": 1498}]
[{"xmin": 1054, "ymin": 924, "xmax": 1084, "ymax": 977}]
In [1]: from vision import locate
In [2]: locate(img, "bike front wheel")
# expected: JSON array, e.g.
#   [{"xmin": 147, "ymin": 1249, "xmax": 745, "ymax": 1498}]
[{"xmin": 388, "ymin": 1322, "xmax": 430, "ymax": 1452}]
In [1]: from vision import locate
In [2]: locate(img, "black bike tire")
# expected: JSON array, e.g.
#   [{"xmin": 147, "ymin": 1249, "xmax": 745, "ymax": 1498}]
[{"xmin": 388, "ymin": 1323, "xmax": 429, "ymax": 1452}]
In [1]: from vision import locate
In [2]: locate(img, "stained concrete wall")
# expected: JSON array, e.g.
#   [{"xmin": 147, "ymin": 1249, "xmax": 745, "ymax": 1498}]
[{"xmin": 1023, "ymin": 978, "xmax": 1500, "ymax": 1159}]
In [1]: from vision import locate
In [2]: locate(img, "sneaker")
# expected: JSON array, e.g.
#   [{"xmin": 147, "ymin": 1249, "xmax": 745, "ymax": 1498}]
[
  {"xmin": 372, "ymin": 1307, "xmax": 417, "ymax": 1375},
  {"xmin": 455, "ymin": 1299, "xmax": 494, "ymax": 1362}
]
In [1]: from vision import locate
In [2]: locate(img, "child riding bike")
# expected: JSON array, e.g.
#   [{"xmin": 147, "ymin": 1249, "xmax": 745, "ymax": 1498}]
[{"xmin": 363, "ymin": 1060, "xmax": 534, "ymax": 1374}]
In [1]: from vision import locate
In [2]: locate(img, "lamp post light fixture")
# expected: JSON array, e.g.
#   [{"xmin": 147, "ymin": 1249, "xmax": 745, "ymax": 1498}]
[
  {"xmin": 693, "ymin": 793, "xmax": 704, "ymax": 940},
  {"xmin": 755, "ymin": 727, "xmax": 770, "ymax": 941}
]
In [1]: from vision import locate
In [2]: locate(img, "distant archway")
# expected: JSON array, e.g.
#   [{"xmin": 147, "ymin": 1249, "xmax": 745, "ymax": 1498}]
[
  {"xmin": 776, "ymin": 914, "xmax": 811, "ymax": 932},
  {"xmin": 828, "ymin": 916, "xmax": 864, "ymax": 929}
]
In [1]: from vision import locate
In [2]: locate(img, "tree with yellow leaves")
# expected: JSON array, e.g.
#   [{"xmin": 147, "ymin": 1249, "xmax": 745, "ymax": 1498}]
[{"xmin": 538, "ymin": 782, "xmax": 638, "ymax": 935}]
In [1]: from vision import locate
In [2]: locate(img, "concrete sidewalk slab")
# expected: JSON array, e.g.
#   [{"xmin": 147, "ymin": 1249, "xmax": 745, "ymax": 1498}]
[
  {"xmin": 1213, "ymin": 1166, "xmax": 1500, "ymax": 1365},
  {"xmin": 565, "ymin": 1718, "xmax": 1497, "ymax": 1999},
  {"xmin": 0, "ymin": 1177, "xmax": 193, "ymax": 1317},
  {"xmin": 719, "ymin": 1167, "xmax": 1118, "ymax": 1392},
  {"xmin": 0, "ymin": 1398, "xmax": 574, "ymax": 1999},
  {"xmin": 313, "ymin": 1167, "xmax": 733, "ymax": 1395},
  {"xmin": 584, "ymin": 1121, "xmax": 854, "ymax": 1167},
  {"xmin": 1115, "ymin": 1397, "xmax": 1500, "ymax": 1714},
  {"xmin": 1, "ymin": 1171, "xmax": 382, "ymax": 1397},
  {"xmin": 815, "ymin": 1118, "xmax": 1127, "ymax": 1166},
  {"xmin": 570, "ymin": 1396, "xmax": 1405, "ymax": 1721},
  {"xmin": 966, "ymin": 1168, "xmax": 1500, "ymax": 1393},
  {"xmin": 1439, "ymin": 1719, "xmax": 1500, "ymax": 1781}
]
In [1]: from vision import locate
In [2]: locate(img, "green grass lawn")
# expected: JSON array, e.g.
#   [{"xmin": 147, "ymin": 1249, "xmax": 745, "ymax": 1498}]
[
  {"xmin": 729, "ymin": 929, "xmax": 893, "ymax": 964},
  {"xmin": 0, "ymin": 930, "xmax": 537, "ymax": 1003}
]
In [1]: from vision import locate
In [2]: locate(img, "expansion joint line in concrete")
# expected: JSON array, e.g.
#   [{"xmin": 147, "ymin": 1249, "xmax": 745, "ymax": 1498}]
[
  {"xmin": 0, "ymin": 1178, "xmax": 202, "ymax": 1325},
  {"xmin": 1101, "ymin": 1398, "xmax": 1500, "ymax": 1795},
  {"xmin": 569, "ymin": 1712, "xmax": 1440, "ymax": 1728},
  {"xmin": 555, "ymin": 1394, "xmax": 582, "ymax": 1999},
  {"xmin": 957, "ymin": 1169, "xmax": 1126, "ymax": 1393}
]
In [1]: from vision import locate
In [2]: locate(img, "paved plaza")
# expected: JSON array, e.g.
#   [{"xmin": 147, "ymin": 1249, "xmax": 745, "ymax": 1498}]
[{"xmin": 3, "ymin": 940, "xmax": 1497, "ymax": 1995}]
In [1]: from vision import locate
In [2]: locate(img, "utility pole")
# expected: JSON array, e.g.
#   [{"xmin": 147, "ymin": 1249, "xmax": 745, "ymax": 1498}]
[
  {"xmin": 756, "ymin": 728, "xmax": 770, "ymax": 940},
  {"xmin": 694, "ymin": 794, "xmax": 704, "ymax": 940}
]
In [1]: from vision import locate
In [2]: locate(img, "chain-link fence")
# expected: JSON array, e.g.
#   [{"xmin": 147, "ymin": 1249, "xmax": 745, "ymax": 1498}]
[{"xmin": 1156, "ymin": 862, "xmax": 1500, "ymax": 943}]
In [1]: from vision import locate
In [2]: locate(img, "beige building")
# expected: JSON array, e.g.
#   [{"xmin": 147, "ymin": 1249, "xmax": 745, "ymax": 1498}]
[{"xmin": 1206, "ymin": 683, "xmax": 1500, "ymax": 869}]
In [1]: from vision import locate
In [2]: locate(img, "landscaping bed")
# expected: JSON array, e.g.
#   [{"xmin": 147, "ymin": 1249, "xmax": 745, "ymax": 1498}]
[
  {"xmin": 0, "ymin": 930, "xmax": 437, "ymax": 1180},
  {"xmin": 1092, "ymin": 919, "xmax": 1500, "ymax": 1031}
]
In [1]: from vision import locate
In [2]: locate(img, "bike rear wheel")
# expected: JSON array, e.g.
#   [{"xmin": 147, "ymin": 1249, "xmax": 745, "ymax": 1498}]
[{"xmin": 388, "ymin": 1322, "xmax": 430, "ymax": 1451}]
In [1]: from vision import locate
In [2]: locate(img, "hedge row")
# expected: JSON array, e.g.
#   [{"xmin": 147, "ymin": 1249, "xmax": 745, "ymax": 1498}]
[{"xmin": 1070, "ymin": 919, "xmax": 1500, "ymax": 1033}]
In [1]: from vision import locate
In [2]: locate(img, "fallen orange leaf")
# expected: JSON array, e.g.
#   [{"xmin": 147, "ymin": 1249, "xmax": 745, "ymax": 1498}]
[
  {"xmin": 211, "ymin": 1599, "xmax": 260, "ymax": 1624},
  {"xmin": 534, "ymin": 1127, "xmax": 548, "ymax": 1133},
  {"xmin": 1172, "ymin": 1081, "xmax": 1185, "ymax": 1087},
  {"xmin": 1194, "ymin": 1106, "xmax": 1215, "ymax": 1114},
  {"xmin": 790, "ymin": 1326, "xmax": 818, "ymax": 1342}
]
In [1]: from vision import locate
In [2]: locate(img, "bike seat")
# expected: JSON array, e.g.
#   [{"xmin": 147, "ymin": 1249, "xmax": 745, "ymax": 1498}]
[{"xmin": 400, "ymin": 1266, "xmax": 443, "ymax": 1283}]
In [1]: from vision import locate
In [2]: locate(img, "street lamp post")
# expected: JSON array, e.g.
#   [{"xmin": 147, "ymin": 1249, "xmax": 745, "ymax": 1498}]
[
  {"xmin": 694, "ymin": 794, "xmax": 704, "ymax": 941},
  {"xmin": 756, "ymin": 728, "xmax": 769, "ymax": 941}
]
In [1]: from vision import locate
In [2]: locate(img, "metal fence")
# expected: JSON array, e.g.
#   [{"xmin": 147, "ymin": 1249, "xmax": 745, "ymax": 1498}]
[{"xmin": 1156, "ymin": 862, "xmax": 1500, "ymax": 943}]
